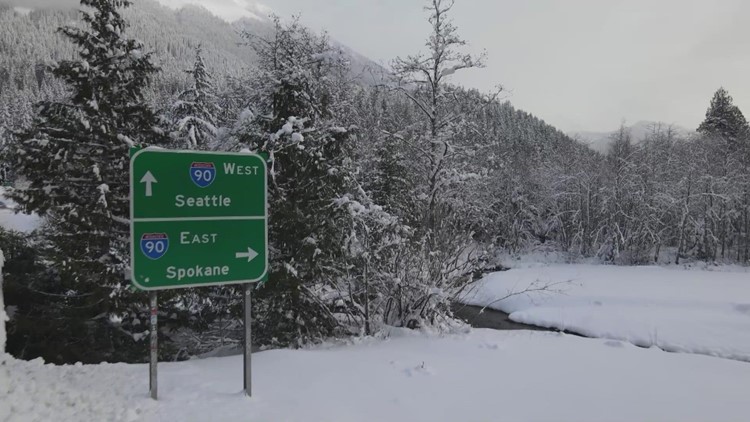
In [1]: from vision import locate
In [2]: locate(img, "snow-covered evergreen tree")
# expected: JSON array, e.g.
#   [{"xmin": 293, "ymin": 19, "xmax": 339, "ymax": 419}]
[
  {"xmin": 228, "ymin": 17, "xmax": 373, "ymax": 345},
  {"xmin": 698, "ymin": 88, "xmax": 749, "ymax": 153},
  {"xmin": 8, "ymin": 0, "xmax": 166, "ymax": 362},
  {"xmin": 169, "ymin": 47, "xmax": 218, "ymax": 149},
  {"xmin": 697, "ymin": 88, "xmax": 750, "ymax": 262}
]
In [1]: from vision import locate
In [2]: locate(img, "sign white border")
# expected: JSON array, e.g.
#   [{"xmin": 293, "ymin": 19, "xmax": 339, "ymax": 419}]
[{"xmin": 130, "ymin": 148, "xmax": 269, "ymax": 291}]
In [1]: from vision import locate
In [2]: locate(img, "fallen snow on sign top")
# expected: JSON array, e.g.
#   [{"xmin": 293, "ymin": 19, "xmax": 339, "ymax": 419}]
[
  {"xmin": 3, "ymin": 328, "xmax": 750, "ymax": 422},
  {"xmin": 461, "ymin": 264, "xmax": 750, "ymax": 361}
]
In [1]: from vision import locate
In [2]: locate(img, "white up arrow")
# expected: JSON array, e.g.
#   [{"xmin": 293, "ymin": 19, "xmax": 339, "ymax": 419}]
[
  {"xmin": 235, "ymin": 247, "xmax": 259, "ymax": 262},
  {"xmin": 140, "ymin": 171, "xmax": 157, "ymax": 197}
]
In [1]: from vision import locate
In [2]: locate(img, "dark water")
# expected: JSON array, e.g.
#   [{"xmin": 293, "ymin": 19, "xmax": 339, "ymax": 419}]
[{"xmin": 451, "ymin": 303, "xmax": 554, "ymax": 331}]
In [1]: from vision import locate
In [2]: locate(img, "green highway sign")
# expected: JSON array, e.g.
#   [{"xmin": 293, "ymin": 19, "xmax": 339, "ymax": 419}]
[{"xmin": 130, "ymin": 148, "xmax": 268, "ymax": 290}]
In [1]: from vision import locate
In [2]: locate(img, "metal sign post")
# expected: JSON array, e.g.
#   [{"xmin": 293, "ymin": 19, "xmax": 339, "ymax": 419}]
[
  {"xmin": 244, "ymin": 283, "xmax": 252, "ymax": 396},
  {"xmin": 130, "ymin": 148, "xmax": 268, "ymax": 400},
  {"xmin": 149, "ymin": 291, "xmax": 158, "ymax": 399}
]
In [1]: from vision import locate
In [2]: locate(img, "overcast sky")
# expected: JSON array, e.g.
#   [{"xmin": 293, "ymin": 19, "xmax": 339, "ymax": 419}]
[{"xmin": 9, "ymin": 0, "xmax": 750, "ymax": 133}]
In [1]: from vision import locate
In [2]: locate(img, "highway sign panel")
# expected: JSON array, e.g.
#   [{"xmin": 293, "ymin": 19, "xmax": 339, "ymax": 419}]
[{"xmin": 130, "ymin": 148, "xmax": 267, "ymax": 290}]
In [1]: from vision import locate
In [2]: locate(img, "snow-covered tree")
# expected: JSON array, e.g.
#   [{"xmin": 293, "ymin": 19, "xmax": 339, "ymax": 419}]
[
  {"xmin": 8, "ymin": 0, "xmax": 167, "ymax": 362},
  {"xmin": 386, "ymin": 0, "xmax": 493, "ymax": 326},
  {"xmin": 169, "ymin": 47, "xmax": 218, "ymax": 149},
  {"xmin": 698, "ymin": 88, "xmax": 749, "ymax": 153},
  {"xmin": 227, "ymin": 17, "xmax": 385, "ymax": 344},
  {"xmin": 694, "ymin": 88, "xmax": 750, "ymax": 262}
]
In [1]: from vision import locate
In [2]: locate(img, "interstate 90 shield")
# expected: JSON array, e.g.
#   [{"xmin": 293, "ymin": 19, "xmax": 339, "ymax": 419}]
[
  {"xmin": 140, "ymin": 233, "xmax": 169, "ymax": 260},
  {"xmin": 190, "ymin": 161, "xmax": 216, "ymax": 188}
]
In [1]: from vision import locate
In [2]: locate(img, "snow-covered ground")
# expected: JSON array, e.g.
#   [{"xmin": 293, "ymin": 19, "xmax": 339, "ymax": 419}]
[
  {"xmin": 461, "ymin": 264, "xmax": 750, "ymax": 361},
  {"xmin": 0, "ymin": 188, "xmax": 41, "ymax": 233},
  {"xmin": 4, "ymin": 327, "xmax": 750, "ymax": 422},
  {"xmin": 4, "ymin": 263, "xmax": 750, "ymax": 421}
]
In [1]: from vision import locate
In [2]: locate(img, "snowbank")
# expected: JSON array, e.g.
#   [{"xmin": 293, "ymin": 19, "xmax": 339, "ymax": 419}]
[
  {"xmin": 462, "ymin": 264, "xmax": 750, "ymax": 361},
  {"xmin": 3, "ymin": 329, "xmax": 750, "ymax": 421},
  {"xmin": 1, "ymin": 357, "xmax": 153, "ymax": 422}
]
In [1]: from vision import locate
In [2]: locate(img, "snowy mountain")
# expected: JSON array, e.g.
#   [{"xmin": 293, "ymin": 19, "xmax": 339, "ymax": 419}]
[
  {"xmin": 572, "ymin": 121, "xmax": 694, "ymax": 153},
  {"xmin": 231, "ymin": 15, "xmax": 385, "ymax": 85},
  {"xmin": 0, "ymin": 0, "xmax": 384, "ymax": 93},
  {"xmin": 154, "ymin": 0, "xmax": 274, "ymax": 23}
]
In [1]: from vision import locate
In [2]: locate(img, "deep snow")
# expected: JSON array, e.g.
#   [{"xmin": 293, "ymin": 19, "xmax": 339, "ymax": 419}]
[
  {"xmin": 3, "ymin": 327, "xmax": 750, "ymax": 422},
  {"xmin": 4, "ymin": 263, "xmax": 750, "ymax": 421},
  {"xmin": 461, "ymin": 264, "xmax": 750, "ymax": 361}
]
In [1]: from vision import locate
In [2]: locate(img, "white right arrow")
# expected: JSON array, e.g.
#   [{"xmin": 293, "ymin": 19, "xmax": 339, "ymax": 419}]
[
  {"xmin": 235, "ymin": 247, "xmax": 259, "ymax": 262},
  {"xmin": 140, "ymin": 171, "xmax": 157, "ymax": 197}
]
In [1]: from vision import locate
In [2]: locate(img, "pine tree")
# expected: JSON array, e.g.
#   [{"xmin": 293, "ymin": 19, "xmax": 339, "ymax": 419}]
[
  {"xmin": 224, "ymin": 17, "xmax": 411, "ymax": 343},
  {"xmin": 698, "ymin": 88, "xmax": 749, "ymax": 153},
  {"xmin": 230, "ymin": 18, "xmax": 357, "ymax": 345},
  {"xmin": 696, "ymin": 88, "xmax": 750, "ymax": 262},
  {"xmin": 170, "ymin": 47, "xmax": 218, "ymax": 149},
  {"xmin": 8, "ymin": 0, "xmax": 167, "ymax": 362}
]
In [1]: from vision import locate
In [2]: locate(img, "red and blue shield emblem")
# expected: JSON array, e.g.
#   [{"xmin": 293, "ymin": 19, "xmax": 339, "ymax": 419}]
[
  {"xmin": 140, "ymin": 233, "xmax": 169, "ymax": 260},
  {"xmin": 190, "ymin": 162, "xmax": 216, "ymax": 188}
]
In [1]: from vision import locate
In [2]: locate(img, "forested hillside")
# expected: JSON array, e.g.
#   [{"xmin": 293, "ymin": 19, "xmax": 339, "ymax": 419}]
[
  {"xmin": 0, "ymin": 0, "xmax": 748, "ymax": 365},
  {"xmin": 0, "ymin": 0, "xmax": 377, "ymax": 133},
  {"xmin": 0, "ymin": 0, "xmax": 260, "ymax": 131}
]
